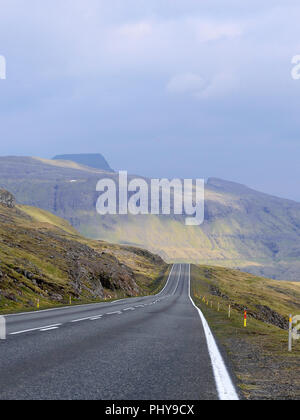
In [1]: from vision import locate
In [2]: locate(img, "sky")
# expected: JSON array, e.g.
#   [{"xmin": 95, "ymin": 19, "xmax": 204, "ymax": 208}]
[{"xmin": 0, "ymin": 0, "xmax": 300, "ymax": 201}]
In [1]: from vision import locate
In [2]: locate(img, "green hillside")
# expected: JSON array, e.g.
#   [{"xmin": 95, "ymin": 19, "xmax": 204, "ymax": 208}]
[
  {"xmin": 0, "ymin": 156, "xmax": 300, "ymax": 280},
  {"xmin": 0, "ymin": 190, "xmax": 167, "ymax": 313}
]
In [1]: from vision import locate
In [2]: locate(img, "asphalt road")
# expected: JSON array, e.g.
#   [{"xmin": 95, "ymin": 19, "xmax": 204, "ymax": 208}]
[{"xmin": 0, "ymin": 264, "xmax": 238, "ymax": 400}]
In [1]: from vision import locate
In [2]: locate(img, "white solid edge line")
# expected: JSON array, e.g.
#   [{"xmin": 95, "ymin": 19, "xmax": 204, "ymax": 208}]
[
  {"xmin": 6, "ymin": 298, "xmax": 134, "ymax": 317},
  {"xmin": 6, "ymin": 265, "xmax": 175, "ymax": 319},
  {"xmin": 5, "ymin": 302, "xmax": 109, "ymax": 318},
  {"xmin": 188, "ymin": 264, "xmax": 239, "ymax": 401},
  {"xmin": 172, "ymin": 264, "xmax": 182, "ymax": 295},
  {"xmin": 156, "ymin": 264, "xmax": 175, "ymax": 296}
]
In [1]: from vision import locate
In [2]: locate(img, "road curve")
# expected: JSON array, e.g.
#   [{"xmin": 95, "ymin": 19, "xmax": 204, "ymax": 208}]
[{"xmin": 0, "ymin": 264, "xmax": 238, "ymax": 400}]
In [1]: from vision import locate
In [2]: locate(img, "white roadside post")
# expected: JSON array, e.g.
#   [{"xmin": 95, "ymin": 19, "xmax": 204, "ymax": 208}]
[
  {"xmin": 288, "ymin": 314, "xmax": 292, "ymax": 352},
  {"xmin": 292, "ymin": 315, "xmax": 300, "ymax": 342},
  {"xmin": 0, "ymin": 316, "xmax": 6, "ymax": 340}
]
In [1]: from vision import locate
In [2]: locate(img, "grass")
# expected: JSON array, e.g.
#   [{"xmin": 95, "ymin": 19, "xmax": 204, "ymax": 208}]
[
  {"xmin": 191, "ymin": 264, "xmax": 300, "ymax": 400},
  {"xmin": 2, "ymin": 155, "xmax": 300, "ymax": 283},
  {"xmin": 20, "ymin": 205, "xmax": 79, "ymax": 235},
  {"xmin": 32, "ymin": 157, "xmax": 107, "ymax": 173},
  {"xmin": 0, "ymin": 203, "xmax": 168, "ymax": 314},
  {"xmin": 79, "ymin": 212, "xmax": 300, "ymax": 281},
  {"xmin": 0, "ymin": 264, "xmax": 171, "ymax": 315}
]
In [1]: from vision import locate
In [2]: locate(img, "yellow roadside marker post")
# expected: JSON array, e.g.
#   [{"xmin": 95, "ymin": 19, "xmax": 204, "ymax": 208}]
[
  {"xmin": 69, "ymin": 295, "xmax": 72, "ymax": 305},
  {"xmin": 228, "ymin": 305, "xmax": 231, "ymax": 318},
  {"xmin": 244, "ymin": 310, "xmax": 247, "ymax": 328},
  {"xmin": 37, "ymin": 298, "xmax": 40, "ymax": 310}
]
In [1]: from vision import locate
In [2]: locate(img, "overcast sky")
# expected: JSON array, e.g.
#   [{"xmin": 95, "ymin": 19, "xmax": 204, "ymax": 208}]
[{"xmin": 0, "ymin": 0, "xmax": 300, "ymax": 201}]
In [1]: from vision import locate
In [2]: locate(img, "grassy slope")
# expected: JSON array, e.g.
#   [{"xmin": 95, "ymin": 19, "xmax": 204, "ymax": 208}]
[
  {"xmin": 191, "ymin": 265, "xmax": 300, "ymax": 400},
  {"xmin": 1, "ymin": 156, "xmax": 300, "ymax": 281},
  {"xmin": 20, "ymin": 205, "xmax": 79, "ymax": 235},
  {"xmin": 0, "ymin": 203, "xmax": 168, "ymax": 314},
  {"xmin": 33, "ymin": 157, "xmax": 108, "ymax": 173},
  {"xmin": 80, "ymin": 211, "xmax": 300, "ymax": 281}
]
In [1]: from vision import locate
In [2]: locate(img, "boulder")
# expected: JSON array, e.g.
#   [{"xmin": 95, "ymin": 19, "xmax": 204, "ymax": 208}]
[{"xmin": 0, "ymin": 189, "xmax": 16, "ymax": 208}]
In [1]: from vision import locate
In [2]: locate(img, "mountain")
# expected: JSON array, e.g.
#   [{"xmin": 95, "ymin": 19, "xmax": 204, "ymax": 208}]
[
  {"xmin": 0, "ymin": 156, "xmax": 299, "ymax": 281},
  {"xmin": 53, "ymin": 153, "xmax": 114, "ymax": 172},
  {"xmin": 0, "ymin": 188, "xmax": 167, "ymax": 313}
]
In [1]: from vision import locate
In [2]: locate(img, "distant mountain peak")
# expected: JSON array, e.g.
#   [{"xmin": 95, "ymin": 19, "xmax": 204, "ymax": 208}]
[
  {"xmin": 207, "ymin": 178, "xmax": 254, "ymax": 194},
  {"xmin": 52, "ymin": 153, "xmax": 114, "ymax": 172}
]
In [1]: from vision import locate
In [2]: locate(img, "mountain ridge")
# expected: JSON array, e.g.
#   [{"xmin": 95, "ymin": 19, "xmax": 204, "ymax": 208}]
[
  {"xmin": 53, "ymin": 153, "xmax": 114, "ymax": 172},
  {"xmin": 0, "ymin": 155, "xmax": 299, "ymax": 281},
  {"xmin": 207, "ymin": 177, "xmax": 299, "ymax": 203}
]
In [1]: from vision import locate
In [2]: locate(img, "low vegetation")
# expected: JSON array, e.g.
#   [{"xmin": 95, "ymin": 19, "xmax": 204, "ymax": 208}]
[
  {"xmin": 191, "ymin": 265, "xmax": 300, "ymax": 400},
  {"xmin": 1, "ymin": 156, "xmax": 300, "ymax": 281},
  {"xmin": 0, "ymin": 191, "xmax": 168, "ymax": 314}
]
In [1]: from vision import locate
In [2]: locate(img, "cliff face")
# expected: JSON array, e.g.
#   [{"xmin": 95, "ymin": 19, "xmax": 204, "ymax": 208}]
[{"xmin": 0, "ymin": 156, "xmax": 299, "ymax": 281}]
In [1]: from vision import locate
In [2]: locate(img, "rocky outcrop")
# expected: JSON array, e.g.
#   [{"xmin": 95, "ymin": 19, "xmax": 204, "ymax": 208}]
[
  {"xmin": 0, "ymin": 189, "xmax": 15, "ymax": 208},
  {"xmin": 0, "ymin": 199, "xmax": 167, "ymax": 310},
  {"xmin": 230, "ymin": 301, "xmax": 288, "ymax": 330}
]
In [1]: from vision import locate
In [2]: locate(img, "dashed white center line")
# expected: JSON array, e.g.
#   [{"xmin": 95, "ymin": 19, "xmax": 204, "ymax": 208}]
[
  {"xmin": 10, "ymin": 324, "xmax": 62, "ymax": 335},
  {"xmin": 71, "ymin": 317, "xmax": 93, "ymax": 323},
  {"xmin": 40, "ymin": 327, "xmax": 59, "ymax": 332},
  {"xmin": 8, "ymin": 285, "xmax": 170, "ymax": 337}
]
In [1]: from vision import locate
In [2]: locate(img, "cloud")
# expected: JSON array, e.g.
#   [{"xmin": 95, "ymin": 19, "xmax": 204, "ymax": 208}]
[
  {"xmin": 166, "ymin": 72, "xmax": 237, "ymax": 99},
  {"xmin": 117, "ymin": 21, "xmax": 152, "ymax": 39},
  {"xmin": 200, "ymin": 73, "xmax": 237, "ymax": 98},
  {"xmin": 0, "ymin": 0, "xmax": 300, "ymax": 200},
  {"xmin": 192, "ymin": 19, "xmax": 243, "ymax": 43},
  {"xmin": 166, "ymin": 73, "xmax": 207, "ymax": 97}
]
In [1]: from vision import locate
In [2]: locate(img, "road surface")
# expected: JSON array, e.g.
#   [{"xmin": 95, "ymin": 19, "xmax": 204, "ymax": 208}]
[{"xmin": 0, "ymin": 264, "xmax": 238, "ymax": 400}]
